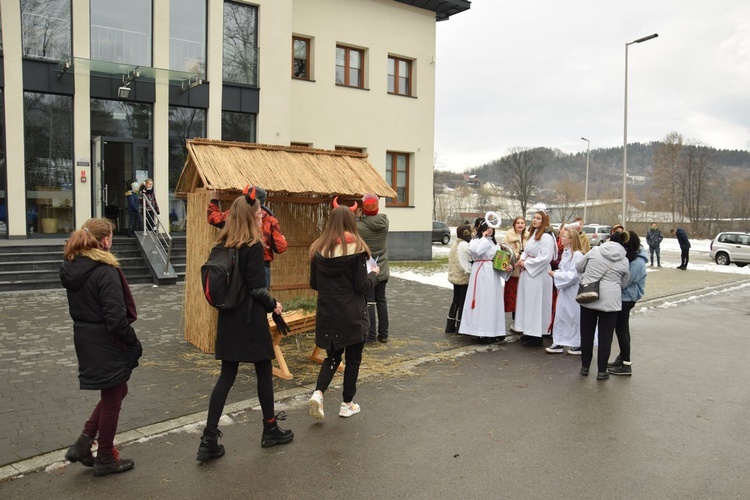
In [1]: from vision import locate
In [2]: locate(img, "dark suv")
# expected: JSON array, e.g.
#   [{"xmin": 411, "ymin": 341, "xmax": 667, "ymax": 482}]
[{"xmin": 432, "ymin": 221, "xmax": 451, "ymax": 245}]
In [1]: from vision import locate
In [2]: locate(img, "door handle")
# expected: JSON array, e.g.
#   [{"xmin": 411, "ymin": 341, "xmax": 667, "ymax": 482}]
[{"xmin": 103, "ymin": 184, "xmax": 108, "ymax": 206}]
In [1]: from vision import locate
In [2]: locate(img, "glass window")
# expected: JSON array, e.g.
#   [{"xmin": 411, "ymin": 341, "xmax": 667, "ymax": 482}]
[
  {"xmin": 222, "ymin": 111, "xmax": 256, "ymax": 143},
  {"xmin": 170, "ymin": 0, "xmax": 206, "ymax": 75},
  {"xmin": 0, "ymin": 95, "xmax": 6, "ymax": 236},
  {"xmin": 223, "ymin": 1, "xmax": 258, "ymax": 85},
  {"xmin": 336, "ymin": 46, "xmax": 364, "ymax": 88},
  {"xmin": 91, "ymin": 99, "xmax": 152, "ymax": 139},
  {"xmin": 293, "ymin": 36, "xmax": 310, "ymax": 80},
  {"xmin": 388, "ymin": 56, "xmax": 412, "ymax": 96},
  {"xmin": 24, "ymin": 92, "xmax": 74, "ymax": 235},
  {"xmin": 21, "ymin": 0, "xmax": 71, "ymax": 61},
  {"xmin": 385, "ymin": 151, "xmax": 409, "ymax": 206},
  {"xmin": 91, "ymin": 0, "xmax": 152, "ymax": 67},
  {"xmin": 168, "ymin": 107, "xmax": 206, "ymax": 232}
]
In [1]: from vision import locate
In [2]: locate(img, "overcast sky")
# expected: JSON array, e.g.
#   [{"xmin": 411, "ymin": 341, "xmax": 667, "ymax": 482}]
[{"xmin": 434, "ymin": 0, "xmax": 750, "ymax": 172}]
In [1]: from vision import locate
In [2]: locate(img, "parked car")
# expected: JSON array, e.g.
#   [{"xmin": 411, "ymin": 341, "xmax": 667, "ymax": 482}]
[
  {"xmin": 582, "ymin": 224, "xmax": 612, "ymax": 246},
  {"xmin": 432, "ymin": 221, "xmax": 451, "ymax": 245},
  {"xmin": 709, "ymin": 231, "xmax": 750, "ymax": 267}
]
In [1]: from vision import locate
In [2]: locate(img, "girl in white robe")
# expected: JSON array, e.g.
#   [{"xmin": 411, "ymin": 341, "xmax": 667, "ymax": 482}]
[
  {"xmin": 515, "ymin": 211, "xmax": 557, "ymax": 347},
  {"xmin": 459, "ymin": 222, "xmax": 510, "ymax": 342},
  {"xmin": 546, "ymin": 227, "xmax": 585, "ymax": 353}
]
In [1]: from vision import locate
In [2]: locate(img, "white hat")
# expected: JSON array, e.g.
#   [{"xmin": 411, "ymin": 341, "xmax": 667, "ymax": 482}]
[{"xmin": 131, "ymin": 182, "xmax": 139, "ymax": 191}]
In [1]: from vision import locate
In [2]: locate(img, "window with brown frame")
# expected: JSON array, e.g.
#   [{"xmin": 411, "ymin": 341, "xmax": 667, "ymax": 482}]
[
  {"xmin": 336, "ymin": 45, "xmax": 364, "ymax": 88},
  {"xmin": 388, "ymin": 56, "xmax": 412, "ymax": 96},
  {"xmin": 385, "ymin": 151, "xmax": 409, "ymax": 206},
  {"xmin": 292, "ymin": 36, "xmax": 310, "ymax": 80}
]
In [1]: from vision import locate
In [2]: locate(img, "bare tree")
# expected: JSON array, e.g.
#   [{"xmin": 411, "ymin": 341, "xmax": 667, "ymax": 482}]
[
  {"xmin": 652, "ymin": 132, "xmax": 684, "ymax": 222},
  {"xmin": 678, "ymin": 142, "xmax": 715, "ymax": 235},
  {"xmin": 497, "ymin": 147, "xmax": 545, "ymax": 217}
]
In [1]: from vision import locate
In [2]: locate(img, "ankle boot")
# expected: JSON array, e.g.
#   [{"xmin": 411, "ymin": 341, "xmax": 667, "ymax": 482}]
[
  {"xmin": 261, "ymin": 412, "xmax": 294, "ymax": 448},
  {"xmin": 65, "ymin": 433, "xmax": 95, "ymax": 467},
  {"xmin": 445, "ymin": 303, "xmax": 458, "ymax": 333},
  {"xmin": 196, "ymin": 428, "xmax": 225, "ymax": 462},
  {"xmin": 93, "ymin": 447, "xmax": 134, "ymax": 477}
]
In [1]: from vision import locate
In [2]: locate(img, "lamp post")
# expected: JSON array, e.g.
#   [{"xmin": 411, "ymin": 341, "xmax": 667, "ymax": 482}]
[
  {"xmin": 581, "ymin": 137, "xmax": 590, "ymax": 222},
  {"xmin": 623, "ymin": 33, "xmax": 658, "ymax": 226}
]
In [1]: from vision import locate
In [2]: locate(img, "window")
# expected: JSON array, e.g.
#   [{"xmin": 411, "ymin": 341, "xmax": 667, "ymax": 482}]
[
  {"xmin": 336, "ymin": 45, "xmax": 364, "ymax": 88},
  {"xmin": 91, "ymin": 100, "xmax": 152, "ymax": 139},
  {"xmin": 388, "ymin": 56, "xmax": 412, "ymax": 96},
  {"xmin": 223, "ymin": 1, "xmax": 258, "ymax": 86},
  {"xmin": 24, "ymin": 92, "xmax": 74, "ymax": 235},
  {"xmin": 335, "ymin": 146, "xmax": 364, "ymax": 154},
  {"xmin": 222, "ymin": 111, "xmax": 256, "ymax": 143},
  {"xmin": 21, "ymin": 0, "xmax": 71, "ymax": 61},
  {"xmin": 91, "ymin": 0, "xmax": 151, "ymax": 66},
  {"xmin": 292, "ymin": 36, "xmax": 310, "ymax": 80},
  {"xmin": 170, "ymin": 0, "xmax": 206, "ymax": 74},
  {"xmin": 385, "ymin": 152, "xmax": 409, "ymax": 206},
  {"xmin": 169, "ymin": 107, "xmax": 206, "ymax": 232}
]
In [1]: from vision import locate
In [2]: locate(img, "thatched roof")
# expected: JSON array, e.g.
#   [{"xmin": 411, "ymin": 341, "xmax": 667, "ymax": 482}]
[{"xmin": 175, "ymin": 139, "xmax": 397, "ymax": 200}]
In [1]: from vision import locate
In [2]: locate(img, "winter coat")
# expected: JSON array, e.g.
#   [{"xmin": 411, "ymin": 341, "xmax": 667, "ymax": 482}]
[
  {"xmin": 503, "ymin": 229, "xmax": 524, "ymax": 278},
  {"xmin": 646, "ymin": 228, "xmax": 663, "ymax": 248},
  {"xmin": 126, "ymin": 191, "xmax": 139, "ymax": 213},
  {"xmin": 576, "ymin": 241, "xmax": 630, "ymax": 312},
  {"xmin": 140, "ymin": 188, "xmax": 159, "ymax": 214},
  {"xmin": 310, "ymin": 241, "xmax": 378, "ymax": 350},
  {"xmin": 60, "ymin": 250, "xmax": 141, "ymax": 390},
  {"xmin": 357, "ymin": 213, "xmax": 390, "ymax": 281},
  {"xmin": 622, "ymin": 247, "xmax": 648, "ymax": 302},
  {"xmin": 215, "ymin": 242, "xmax": 277, "ymax": 362},
  {"xmin": 206, "ymin": 201, "xmax": 288, "ymax": 264},
  {"xmin": 675, "ymin": 227, "xmax": 691, "ymax": 249},
  {"xmin": 448, "ymin": 239, "xmax": 471, "ymax": 285}
]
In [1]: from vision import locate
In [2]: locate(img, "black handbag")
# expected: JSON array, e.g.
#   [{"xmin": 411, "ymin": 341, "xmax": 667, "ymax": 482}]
[{"xmin": 576, "ymin": 261, "xmax": 615, "ymax": 304}]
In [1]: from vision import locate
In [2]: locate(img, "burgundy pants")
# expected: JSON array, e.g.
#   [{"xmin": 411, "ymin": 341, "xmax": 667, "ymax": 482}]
[{"xmin": 83, "ymin": 382, "xmax": 128, "ymax": 456}]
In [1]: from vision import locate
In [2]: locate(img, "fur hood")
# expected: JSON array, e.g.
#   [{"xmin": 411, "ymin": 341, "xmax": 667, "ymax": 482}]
[{"xmin": 60, "ymin": 249, "xmax": 120, "ymax": 291}]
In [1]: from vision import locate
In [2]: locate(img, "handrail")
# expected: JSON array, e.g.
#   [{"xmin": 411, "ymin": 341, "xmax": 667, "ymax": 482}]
[{"xmin": 141, "ymin": 195, "xmax": 173, "ymax": 275}]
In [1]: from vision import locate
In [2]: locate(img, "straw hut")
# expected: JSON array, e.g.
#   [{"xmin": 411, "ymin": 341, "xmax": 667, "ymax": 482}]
[{"xmin": 174, "ymin": 139, "xmax": 397, "ymax": 353}]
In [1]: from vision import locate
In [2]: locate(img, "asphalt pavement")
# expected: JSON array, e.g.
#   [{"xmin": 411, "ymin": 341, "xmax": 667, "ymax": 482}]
[{"xmin": 1, "ymin": 255, "xmax": 749, "ymax": 497}]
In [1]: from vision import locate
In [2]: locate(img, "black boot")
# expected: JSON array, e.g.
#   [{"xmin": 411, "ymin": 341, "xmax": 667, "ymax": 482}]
[
  {"xmin": 65, "ymin": 433, "xmax": 94, "ymax": 467},
  {"xmin": 445, "ymin": 304, "xmax": 458, "ymax": 333},
  {"xmin": 93, "ymin": 447, "xmax": 134, "ymax": 477},
  {"xmin": 196, "ymin": 428, "xmax": 225, "ymax": 462},
  {"xmin": 261, "ymin": 412, "xmax": 294, "ymax": 448}
]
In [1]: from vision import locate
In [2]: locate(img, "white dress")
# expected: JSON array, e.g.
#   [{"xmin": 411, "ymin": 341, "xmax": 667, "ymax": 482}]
[
  {"xmin": 458, "ymin": 237, "xmax": 508, "ymax": 338},
  {"xmin": 515, "ymin": 232, "xmax": 556, "ymax": 337},
  {"xmin": 552, "ymin": 249, "xmax": 584, "ymax": 347}
]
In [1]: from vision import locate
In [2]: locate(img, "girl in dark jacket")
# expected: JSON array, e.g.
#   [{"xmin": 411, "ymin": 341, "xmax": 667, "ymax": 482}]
[
  {"xmin": 139, "ymin": 178, "xmax": 159, "ymax": 231},
  {"xmin": 307, "ymin": 205, "xmax": 379, "ymax": 420},
  {"xmin": 196, "ymin": 189, "xmax": 292, "ymax": 463},
  {"xmin": 60, "ymin": 218, "xmax": 142, "ymax": 477}
]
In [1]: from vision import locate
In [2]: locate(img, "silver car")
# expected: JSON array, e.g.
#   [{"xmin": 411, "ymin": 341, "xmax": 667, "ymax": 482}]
[
  {"xmin": 582, "ymin": 225, "xmax": 612, "ymax": 246},
  {"xmin": 710, "ymin": 231, "xmax": 750, "ymax": 267}
]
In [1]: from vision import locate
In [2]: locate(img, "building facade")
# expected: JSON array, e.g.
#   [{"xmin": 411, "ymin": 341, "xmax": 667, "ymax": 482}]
[{"xmin": 0, "ymin": 0, "xmax": 468, "ymax": 258}]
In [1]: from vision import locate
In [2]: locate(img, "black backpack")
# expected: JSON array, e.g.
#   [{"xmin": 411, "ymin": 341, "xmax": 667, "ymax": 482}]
[{"xmin": 201, "ymin": 245, "xmax": 246, "ymax": 311}]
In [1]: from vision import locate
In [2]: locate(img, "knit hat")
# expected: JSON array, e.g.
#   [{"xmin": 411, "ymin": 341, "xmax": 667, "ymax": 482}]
[
  {"xmin": 457, "ymin": 224, "xmax": 472, "ymax": 243},
  {"xmin": 362, "ymin": 193, "xmax": 379, "ymax": 215},
  {"xmin": 131, "ymin": 181, "xmax": 139, "ymax": 191}
]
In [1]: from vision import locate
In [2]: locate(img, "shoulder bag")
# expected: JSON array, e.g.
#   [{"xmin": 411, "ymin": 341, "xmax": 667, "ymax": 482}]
[{"xmin": 575, "ymin": 261, "xmax": 615, "ymax": 304}]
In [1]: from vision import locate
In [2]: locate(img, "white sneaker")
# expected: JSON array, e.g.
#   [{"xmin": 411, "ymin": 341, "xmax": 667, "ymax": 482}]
[
  {"xmin": 339, "ymin": 402, "xmax": 361, "ymax": 418},
  {"xmin": 567, "ymin": 347, "xmax": 582, "ymax": 355},
  {"xmin": 308, "ymin": 390, "xmax": 324, "ymax": 420},
  {"xmin": 545, "ymin": 344, "xmax": 564, "ymax": 354}
]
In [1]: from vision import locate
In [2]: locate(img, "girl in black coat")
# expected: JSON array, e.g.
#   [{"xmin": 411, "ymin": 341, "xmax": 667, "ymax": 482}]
[
  {"xmin": 307, "ymin": 205, "xmax": 379, "ymax": 420},
  {"xmin": 60, "ymin": 218, "xmax": 142, "ymax": 477},
  {"xmin": 196, "ymin": 189, "xmax": 293, "ymax": 463}
]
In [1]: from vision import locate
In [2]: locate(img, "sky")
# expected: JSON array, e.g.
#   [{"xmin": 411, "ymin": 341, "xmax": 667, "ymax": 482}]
[{"xmin": 434, "ymin": 0, "xmax": 750, "ymax": 172}]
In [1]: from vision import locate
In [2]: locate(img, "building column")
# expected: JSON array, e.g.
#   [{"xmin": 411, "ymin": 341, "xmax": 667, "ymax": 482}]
[
  {"xmin": 206, "ymin": 0, "xmax": 224, "ymax": 139},
  {"xmin": 72, "ymin": 0, "xmax": 92, "ymax": 228},
  {"xmin": 153, "ymin": 0, "xmax": 170, "ymax": 229}
]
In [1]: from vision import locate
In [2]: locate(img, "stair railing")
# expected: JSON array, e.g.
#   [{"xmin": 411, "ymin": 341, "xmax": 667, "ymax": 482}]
[{"xmin": 141, "ymin": 195, "xmax": 173, "ymax": 275}]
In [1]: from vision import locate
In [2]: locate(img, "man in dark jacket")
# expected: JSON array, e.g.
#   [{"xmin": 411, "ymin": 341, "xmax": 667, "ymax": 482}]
[
  {"xmin": 646, "ymin": 222, "xmax": 663, "ymax": 267},
  {"xmin": 671, "ymin": 226, "xmax": 691, "ymax": 270},
  {"xmin": 356, "ymin": 194, "xmax": 390, "ymax": 343}
]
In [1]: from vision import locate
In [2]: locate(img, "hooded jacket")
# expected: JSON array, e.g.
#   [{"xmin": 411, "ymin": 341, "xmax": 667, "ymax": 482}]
[
  {"xmin": 357, "ymin": 213, "xmax": 389, "ymax": 281},
  {"xmin": 622, "ymin": 247, "xmax": 648, "ymax": 302},
  {"xmin": 576, "ymin": 241, "xmax": 630, "ymax": 312},
  {"xmin": 310, "ymin": 238, "xmax": 378, "ymax": 350},
  {"xmin": 60, "ymin": 249, "xmax": 141, "ymax": 390}
]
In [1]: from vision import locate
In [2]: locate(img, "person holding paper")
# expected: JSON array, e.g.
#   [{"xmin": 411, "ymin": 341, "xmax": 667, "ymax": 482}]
[{"xmin": 356, "ymin": 194, "xmax": 390, "ymax": 342}]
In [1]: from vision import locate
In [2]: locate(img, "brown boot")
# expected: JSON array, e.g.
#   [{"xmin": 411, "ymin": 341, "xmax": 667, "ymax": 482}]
[
  {"xmin": 93, "ymin": 447, "xmax": 134, "ymax": 477},
  {"xmin": 65, "ymin": 433, "xmax": 94, "ymax": 467}
]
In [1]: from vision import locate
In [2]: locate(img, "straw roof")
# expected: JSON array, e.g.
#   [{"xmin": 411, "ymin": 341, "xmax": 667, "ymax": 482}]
[{"xmin": 175, "ymin": 139, "xmax": 397, "ymax": 199}]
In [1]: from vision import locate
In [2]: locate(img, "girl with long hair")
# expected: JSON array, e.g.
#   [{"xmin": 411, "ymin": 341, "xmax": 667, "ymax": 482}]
[
  {"xmin": 515, "ymin": 210, "xmax": 557, "ymax": 347},
  {"xmin": 197, "ymin": 191, "xmax": 292, "ymax": 463},
  {"xmin": 546, "ymin": 226, "xmax": 585, "ymax": 354},
  {"xmin": 61, "ymin": 218, "xmax": 142, "ymax": 477},
  {"xmin": 503, "ymin": 216, "xmax": 526, "ymax": 332},
  {"xmin": 308, "ymin": 205, "xmax": 379, "ymax": 420}
]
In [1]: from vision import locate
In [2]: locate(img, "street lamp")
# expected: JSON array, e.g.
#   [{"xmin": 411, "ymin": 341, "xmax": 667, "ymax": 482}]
[
  {"xmin": 581, "ymin": 137, "xmax": 590, "ymax": 222},
  {"xmin": 623, "ymin": 33, "xmax": 658, "ymax": 226}
]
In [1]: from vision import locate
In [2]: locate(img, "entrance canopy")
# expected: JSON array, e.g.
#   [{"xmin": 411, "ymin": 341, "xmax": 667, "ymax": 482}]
[{"xmin": 175, "ymin": 139, "xmax": 397, "ymax": 200}]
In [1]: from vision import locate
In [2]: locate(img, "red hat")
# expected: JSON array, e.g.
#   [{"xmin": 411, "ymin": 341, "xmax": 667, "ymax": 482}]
[{"xmin": 362, "ymin": 193, "xmax": 379, "ymax": 215}]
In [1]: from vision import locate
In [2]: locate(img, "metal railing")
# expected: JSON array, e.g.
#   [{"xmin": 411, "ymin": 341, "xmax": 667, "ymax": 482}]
[{"xmin": 141, "ymin": 196, "xmax": 173, "ymax": 276}]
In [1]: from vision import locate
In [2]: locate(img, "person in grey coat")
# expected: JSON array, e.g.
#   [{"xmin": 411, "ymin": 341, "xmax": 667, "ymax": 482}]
[
  {"xmin": 576, "ymin": 238, "xmax": 630, "ymax": 380},
  {"xmin": 357, "ymin": 194, "xmax": 390, "ymax": 342}
]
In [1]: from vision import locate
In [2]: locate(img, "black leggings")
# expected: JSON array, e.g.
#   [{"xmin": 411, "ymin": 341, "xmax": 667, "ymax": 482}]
[
  {"xmin": 580, "ymin": 307, "xmax": 618, "ymax": 373},
  {"xmin": 206, "ymin": 359, "xmax": 274, "ymax": 429},
  {"xmin": 614, "ymin": 301, "xmax": 636, "ymax": 362},
  {"xmin": 315, "ymin": 342, "xmax": 364, "ymax": 403}
]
